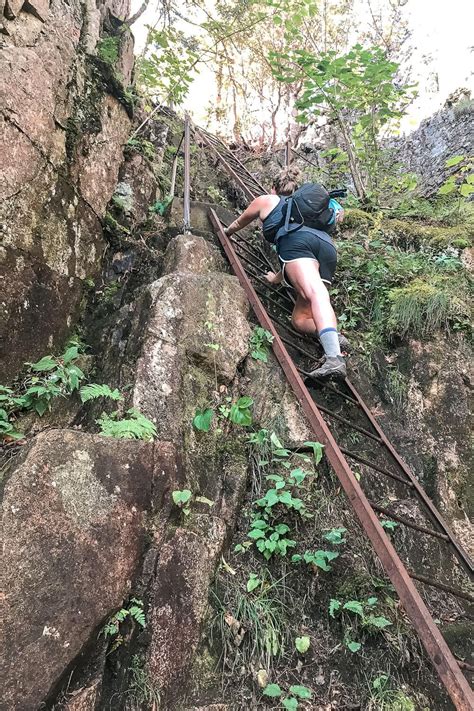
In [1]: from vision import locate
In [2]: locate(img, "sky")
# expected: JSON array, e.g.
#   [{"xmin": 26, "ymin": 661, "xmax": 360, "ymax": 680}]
[{"xmin": 130, "ymin": 0, "xmax": 474, "ymax": 135}]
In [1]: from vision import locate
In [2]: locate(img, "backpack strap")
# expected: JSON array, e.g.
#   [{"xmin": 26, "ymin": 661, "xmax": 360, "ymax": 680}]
[{"xmin": 283, "ymin": 196, "xmax": 304, "ymax": 234}]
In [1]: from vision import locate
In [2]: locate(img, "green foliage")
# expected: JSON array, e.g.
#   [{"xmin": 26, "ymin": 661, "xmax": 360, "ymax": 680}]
[
  {"xmin": 323, "ymin": 526, "xmax": 347, "ymax": 545},
  {"xmin": 368, "ymin": 674, "xmax": 416, "ymax": 711},
  {"xmin": 438, "ymin": 155, "xmax": 474, "ymax": 200},
  {"xmin": 0, "ymin": 344, "xmax": 87, "ymax": 440},
  {"xmin": 249, "ymin": 327, "xmax": 274, "ymax": 362},
  {"xmin": 126, "ymin": 137, "xmax": 156, "ymax": 161},
  {"xmin": 387, "ymin": 276, "xmax": 471, "ymax": 338},
  {"xmin": 291, "ymin": 549, "xmax": 340, "ymax": 571},
  {"xmin": 206, "ymin": 185, "xmax": 228, "ymax": 205},
  {"xmin": 228, "ymin": 396, "xmax": 254, "ymax": 426},
  {"xmin": 333, "ymin": 235, "xmax": 472, "ymax": 346},
  {"xmin": 79, "ymin": 384, "xmax": 123, "ymax": 403},
  {"xmin": 193, "ymin": 407, "xmax": 214, "ymax": 432},
  {"xmin": 295, "ymin": 635, "xmax": 310, "ymax": 653},
  {"xmin": 96, "ymin": 408, "xmax": 157, "ymax": 440},
  {"xmin": 263, "ymin": 683, "xmax": 282, "ymax": 698},
  {"xmin": 246, "ymin": 573, "xmax": 262, "ymax": 592},
  {"xmin": 328, "ymin": 595, "xmax": 392, "ymax": 652},
  {"xmin": 248, "ymin": 518, "xmax": 297, "ymax": 560},
  {"xmin": 97, "ymin": 36, "xmax": 120, "ymax": 65},
  {"xmin": 193, "ymin": 395, "xmax": 254, "ymax": 432},
  {"xmin": 101, "ymin": 598, "xmax": 146, "ymax": 647},
  {"xmin": 172, "ymin": 489, "xmax": 192, "ymax": 515},
  {"xmin": 263, "ymin": 681, "xmax": 313, "ymax": 708},
  {"xmin": 150, "ymin": 196, "xmax": 173, "ymax": 216},
  {"xmin": 271, "ymin": 43, "xmax": 415, "ymax": 201},
  {"xmin": 136, "ymin": 27, "xmax": 198, "ymax": 105},
  {"xmin": 380, "ymin": 519, "xmax": 398, "ymax": 531},
  {"xmin": 126, "ymin": 655, "xmax": 161, "ymax": 707},
  {"xmin": 303, "ymin": 440, "xmax": 324, "ymax": 465}
]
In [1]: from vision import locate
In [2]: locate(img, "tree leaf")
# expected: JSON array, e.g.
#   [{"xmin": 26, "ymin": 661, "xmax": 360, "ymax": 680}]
[
  {"xmin": 28, "ymin": 356, "xmax": 56, "ymax": 372},
  {"xmin": 172, "ymin": 489, "xmax": 192, "ymax": 506},
  {"xmin": 343, "ymin": 600, "xmax": 364, "ymax": 617},
  {"xmin": 193, "ymin": 408, "xmax": 213, "ymax": 431},
  {"xmin": 246, "ymin": 574, "xmax": 261, "ymax": 592},
  {"xmin": 445, "ymin": 155, "xmax": 464, "ymax": 168},
  {"xmin": 289, "ymin": 685, "xmax": 312, "ymax": 699},
  {"xmin": 295, "ymin": 635, "xmax": 310, "ymax": 653},
  {"xmin": 263, "ymin": 683, "xmax": 282, "ymax": 697}
]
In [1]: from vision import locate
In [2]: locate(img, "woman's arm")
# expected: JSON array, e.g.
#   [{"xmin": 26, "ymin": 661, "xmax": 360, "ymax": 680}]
[{"xmin": 224, "ymin": 196, "xmax": 265, "ymax": 235}]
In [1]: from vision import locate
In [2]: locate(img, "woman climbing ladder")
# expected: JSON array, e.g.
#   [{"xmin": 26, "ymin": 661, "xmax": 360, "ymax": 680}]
[{"xmin": 224, "ymin": 166, "xmax": 349, "ymax": 381}]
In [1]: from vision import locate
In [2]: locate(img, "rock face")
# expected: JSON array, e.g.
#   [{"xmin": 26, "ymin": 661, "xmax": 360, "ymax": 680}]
[
  {"xmin": 375, "ymin": 336, "xmax": 473, "ymax": 555},
  {"xmin": 390, "ymin": 98, "xmax": 474, "ymax": 195},
  {"xmin": 1, "ymin": 429, "xmax": 176, "ymax": 710},
  {"xmin": 0, "ymin": 0, "xmax": 133, "ymax": 382}
]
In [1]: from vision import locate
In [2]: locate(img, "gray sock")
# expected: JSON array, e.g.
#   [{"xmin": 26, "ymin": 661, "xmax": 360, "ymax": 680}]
[{"xmin": 319, "ymin": 327, "xmax": 341, "ymax": 357}]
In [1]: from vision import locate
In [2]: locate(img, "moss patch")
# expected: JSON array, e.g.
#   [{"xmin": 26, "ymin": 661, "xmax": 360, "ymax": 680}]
[{"xmin": 382, "ymin": 218, "xmax": 473, "ymax": 249}]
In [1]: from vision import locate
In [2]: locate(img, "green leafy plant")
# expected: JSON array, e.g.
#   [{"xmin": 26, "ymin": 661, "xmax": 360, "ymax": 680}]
[
  {"xmin": 270, "ymin": 44, "xmax": 416, "ymax": 202},
  {"xmin": 247, "ymin": 518, "xmax": 297, "ymax": 560},
  {"xmin": 150, "ymin": 196, "xmax": 173, "ymax": 216},
  {"xmin": 303, "ymin": 440, "xmax": 324, "ymax": 465},
  {"xmin": 295, "ymin": 635, "xmax": 310, "ymax": 653},
  {"xmin": 101, "ymin": 597, "xmax": 146, "ymax": 648},
  {"xmin": 263, "ymin": 681, "xmax": 313, "ymax": 709},
  {"xmin": 172, "ymin": 489, "xmax": 193, "ymax": 515},
  {"xmin": 329, "ymin": 595, "xmax": 392, "ymax": 652},
  {"xmin": 171, "ymin": 489, "xmax": 214, "ymax": 517},
  {"xmin": 79, "ymin": 384, "xmax": 123, "ymax": 403},
  {"xmin": 193, "ymin": 407, "xmax": 214, "ymax": 432},
  {"xmin": 126, "ymin": 137, "xmax": 156, "ymax": 161},
  {"xmin": 291, "ymin": 549, "xmax": 340, "ymax": 571},
  {"xmin": 97, "ymin": 36, "xmax": 119, "ymax": 65},
  {"xmin": 380, "ymin": 519, "xmax": 398, "ymax": 531},
  {"xmin": 97, "ymin": 408, "xmax": 156, "ymax": 440},
  {"xmin": 249, "ymin": 327, "xmax": 274, "ymax": 362},
  {"xmin": 126, "ymin": 655, "xmax": 161, "ymax": 707},
  {"xmin": 228, "ymin": 396, "xmax": 254, "ymax": 426},
  {"xmin": 438, "ymin": 155, "xmax": 474, "ymax": 200},
  {"xmin": 323, "ymin": 527, "xmax": 347, "ymax": 545},
  {"xmin": 246, "ymin": 573, "xmax": 262, "ymax": 593}
]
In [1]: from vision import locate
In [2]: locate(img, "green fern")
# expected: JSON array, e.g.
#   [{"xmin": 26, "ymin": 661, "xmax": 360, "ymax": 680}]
[
  {"xmin": 97, "ymin": 408, "xmax": 157, "ymax": 440},
  {"xmin": 80, "ymin": 383, "xmax": 123, "ymax": 403}
]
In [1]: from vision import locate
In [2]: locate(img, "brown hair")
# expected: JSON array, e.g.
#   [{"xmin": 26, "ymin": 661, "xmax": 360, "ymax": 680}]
[{"xmin": 272, "ymin": 166, "xmax": 302, "ymax": 196}]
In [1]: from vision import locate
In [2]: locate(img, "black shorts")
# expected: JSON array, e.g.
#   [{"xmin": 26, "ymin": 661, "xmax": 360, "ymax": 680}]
[{"xmin": 277, "ymin": 228, "xmax": 337, "ymax": 285}]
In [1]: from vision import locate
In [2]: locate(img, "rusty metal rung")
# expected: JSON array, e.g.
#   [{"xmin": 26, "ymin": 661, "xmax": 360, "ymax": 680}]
[
  {"xmin": 314, "ymin": 401, "xmax": 382, "ymax": 443},
  {"xmin": 409, "ymin": 571, "xmax": 474, "ymax": 605},
  {"xmin": 340, "ymin": 446, "xmax": 414, "ymax": 487},
  {"xmin": 369, "ymin": 501, "xmax": 450, "ymax": 541}
]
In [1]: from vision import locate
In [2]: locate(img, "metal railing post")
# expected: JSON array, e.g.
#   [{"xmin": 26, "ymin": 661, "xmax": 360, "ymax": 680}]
[{"xmin": 183, "ymin": 112, "xmax": 191, "ymax": 233}]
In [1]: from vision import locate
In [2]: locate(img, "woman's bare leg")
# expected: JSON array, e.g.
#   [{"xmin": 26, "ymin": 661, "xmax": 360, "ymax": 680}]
[
  {"xmin": 285, "ymin": 258, "xmax": 346, "ymax": 379},
  {"xmin": 285, "ymin": 259, "xmax": 337, "ymax": 333}
]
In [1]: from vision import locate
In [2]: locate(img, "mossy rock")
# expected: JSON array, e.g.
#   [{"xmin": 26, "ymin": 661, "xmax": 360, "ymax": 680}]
[
  {"xmin": 382, "ymin": 219, "xmax": 473, "ymax": 249},
  {"xmin": 341, "ymin": 208, "xmax": 376, "ymax": 229}
]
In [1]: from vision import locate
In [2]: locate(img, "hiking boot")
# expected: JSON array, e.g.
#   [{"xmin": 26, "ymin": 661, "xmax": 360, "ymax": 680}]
[
  {"xmin": 308, "ymin": 355, "xmax": 347, "ymax": 381},
  {"xmin": 338, "ymin": 333, "xmax": 352, "ymax": 354}
]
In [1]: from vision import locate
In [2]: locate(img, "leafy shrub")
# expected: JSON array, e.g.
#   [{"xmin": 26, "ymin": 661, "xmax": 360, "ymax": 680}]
[
  {"xmin": 97, "ymin": 408, "xmax": 157, "ymax": 440},
  {"xmin": 97, "ymin": 36, "xmax": 119, "ymax": 65},
  {"xmin": 249, "ymin": 327, "xmax": 274, "ymax": 362}
]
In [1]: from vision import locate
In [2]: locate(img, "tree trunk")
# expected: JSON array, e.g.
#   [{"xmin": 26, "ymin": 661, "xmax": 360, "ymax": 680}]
[{"xmin": 126, "ymin": 0, "xmax": 150, "ymax": 26}]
